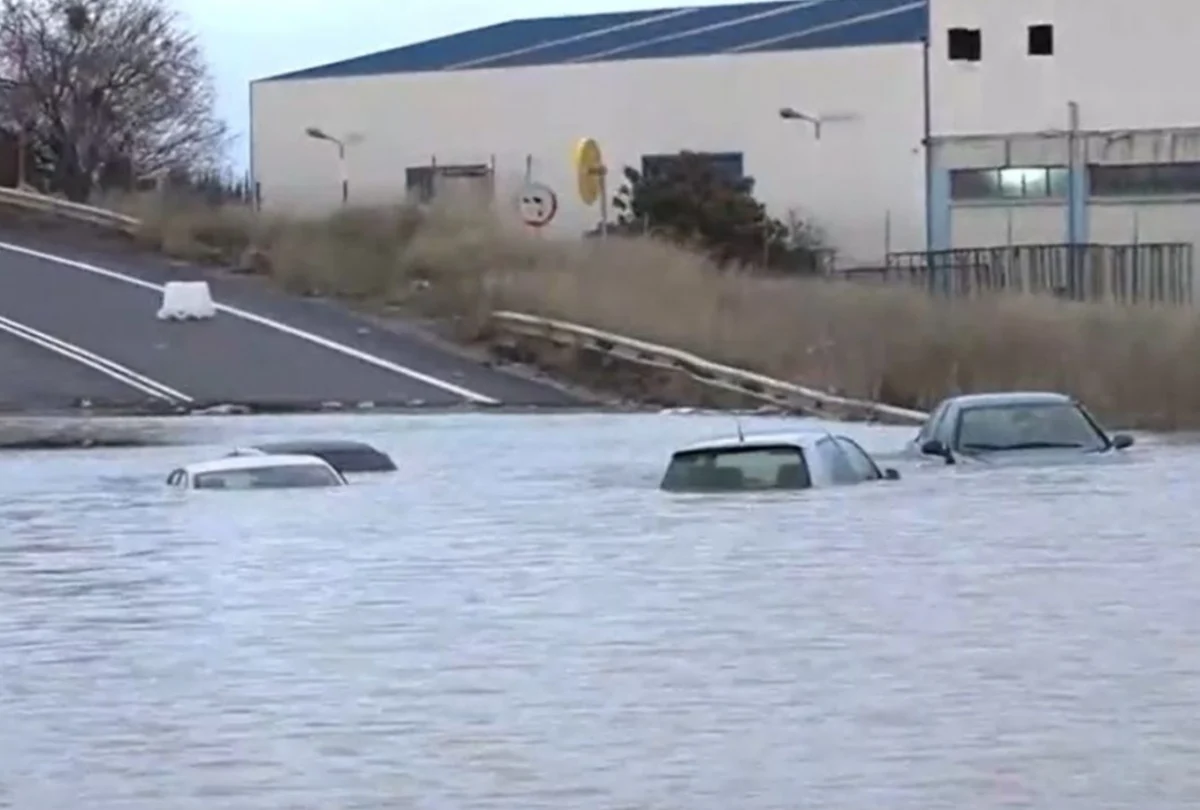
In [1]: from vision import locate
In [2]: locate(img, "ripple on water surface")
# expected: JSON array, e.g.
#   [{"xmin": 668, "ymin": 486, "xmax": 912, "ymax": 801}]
[{"xmin": 0, "ymin": 412, "xmax": 1198, "ymax": 809}]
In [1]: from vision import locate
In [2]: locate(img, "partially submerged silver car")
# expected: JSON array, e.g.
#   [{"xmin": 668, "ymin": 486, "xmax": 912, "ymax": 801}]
[
  {"xmin": 661, "ymin": 430, "xmax": 900, "ymax": 492},
  {"xmin": 167, "ymin": 454, "xmax": 348, "ymax": 490},
  {"xmin": 905, "ymin": 391, "xmax": 1134, "ymax": 465}
]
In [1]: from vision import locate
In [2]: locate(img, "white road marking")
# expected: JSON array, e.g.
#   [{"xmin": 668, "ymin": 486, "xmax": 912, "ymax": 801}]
[
  {"xmin": 0, "ymin": 313, "xmax": 192, "ymax": 403},
  {"xmin": 0, "ymin": 240, "xmax": 500, "ymax": 404}
]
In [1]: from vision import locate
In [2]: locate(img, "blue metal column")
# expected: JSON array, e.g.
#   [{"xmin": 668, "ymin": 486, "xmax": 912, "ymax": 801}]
[
  {"xmin": 928, "ymin": 167, "xmax": 951, "ymax": 252},
  {"xmin": 1065, "ymin": 101, "xmax": 1088, "ymax": 296}
]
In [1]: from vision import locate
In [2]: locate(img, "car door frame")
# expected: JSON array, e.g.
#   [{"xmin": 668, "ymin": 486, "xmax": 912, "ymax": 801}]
[
  {"xmin": 832, "ymin": 435, "xmax": 884, "ymax": 480},
  {"xmin": 915, "ymin": 400, "xmax": 949, "ymax": 445},
  {"xmin": 931, "ymin": 401, "xmax": 962, "ymax": 449},
  {"xmin": 814, "ymin": 436, "xmax": 863, "ymax": 485}
]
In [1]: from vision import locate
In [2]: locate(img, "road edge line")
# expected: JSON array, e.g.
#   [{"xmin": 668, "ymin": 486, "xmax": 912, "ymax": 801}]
[{"xmin": 0, "ymin": 314, "xmax": 191, "ymax": 403}]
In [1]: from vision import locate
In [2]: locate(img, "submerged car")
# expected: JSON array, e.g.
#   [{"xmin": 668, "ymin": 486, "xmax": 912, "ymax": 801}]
[
  {"xmin": 227, "ymin": 439, "xmax": 396, "ymax": 473},
  {"xmin": 167, "ymin": 454, "xmax": 348, "ymax": 490},
  {"xmin": 905, "ymin": 391, "xmax": 1134, "ymax": 465},
  {"xmin": 660, "ymin": 430, "xmax": 900, "ymax": 492}
]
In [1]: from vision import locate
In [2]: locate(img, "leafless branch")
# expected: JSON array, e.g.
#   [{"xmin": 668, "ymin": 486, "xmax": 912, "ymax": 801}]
[{"xmin": 0, "ymin": 0, "xmax": 227, "ymax": 199}]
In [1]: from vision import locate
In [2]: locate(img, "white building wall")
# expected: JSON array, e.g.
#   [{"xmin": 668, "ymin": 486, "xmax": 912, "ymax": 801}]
[
  {"xmin": 251, "ymin": 44, "xmax": 927, "ymax": 265},
  {"xmin": 929, "ymin": 0, "xmax": 1200, "ymax": 135},
  {"xmin": 928, "ymin": 0, "xmax": 1200, "ymax": 260}
]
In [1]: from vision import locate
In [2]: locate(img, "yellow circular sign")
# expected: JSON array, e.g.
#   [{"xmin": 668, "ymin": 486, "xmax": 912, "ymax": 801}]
[{"xmin": 574, "ymin": 137, "xmax": 605, "ymax": 206}]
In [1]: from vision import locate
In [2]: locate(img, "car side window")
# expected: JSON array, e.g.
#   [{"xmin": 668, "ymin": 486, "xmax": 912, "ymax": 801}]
[
  {"xmin": 834, "ymin": 437, "xmax": 881, "ymax": 480},
  {"xmin": 166, "ymin": 469, "xmax": 185, "ymax": 487},
  {"xmin": 931, "ymin": 405, "xmax": 957, "ymax": 444},
  {"xmin": 816, "ymin": 437, "xmax": 860, "ymax": 484},
  {"xmin": 917, "ymin": 401, "xmax": 948, "ymax": 442}
]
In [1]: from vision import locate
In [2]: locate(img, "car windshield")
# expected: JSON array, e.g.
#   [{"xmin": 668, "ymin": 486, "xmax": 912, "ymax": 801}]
[
  {"xmin": 661, "ymin": 444, "xmax": 811, "ymax": 491},
  {"xmin": 193, "ymin": 464, "xmax": 341, "ymax": 489},
  {"xmin": 956, "ymin": 402, "xmax": 1107, "ymax": 452}
]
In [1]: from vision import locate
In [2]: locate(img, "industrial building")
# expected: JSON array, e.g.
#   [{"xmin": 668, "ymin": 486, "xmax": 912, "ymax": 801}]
[
  {"xmin": 250, "ymin": 0, "xmax": 1200, "ymax": 268},
  {"xmin": 928, "ymin": 0, "xmax": 1200, "ymax": 257},
  {"xmin": 250, "ymin": 0, "xmax": 929, "ymax": 263}
]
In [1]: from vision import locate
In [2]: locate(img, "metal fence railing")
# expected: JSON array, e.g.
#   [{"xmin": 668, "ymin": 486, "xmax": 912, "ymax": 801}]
[{"xmin": 848, "ymin": 243, "xmax": 1196, "ymax": 305}]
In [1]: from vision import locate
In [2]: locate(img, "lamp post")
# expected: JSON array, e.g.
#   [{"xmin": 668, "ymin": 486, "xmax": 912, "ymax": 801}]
[
  {"xmin": 305, "ymin": 126, "xmax": 353, "ymax": 204},
  {"xmin": 778, "ymin": 106, "xmax": 824, "ymax": 140}
]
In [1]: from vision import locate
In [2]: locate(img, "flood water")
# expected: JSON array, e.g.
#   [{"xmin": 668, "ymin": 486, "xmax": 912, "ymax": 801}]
[{"xmin": 0, "ymin": 411, "xmax": 1197, "ymax": 809}]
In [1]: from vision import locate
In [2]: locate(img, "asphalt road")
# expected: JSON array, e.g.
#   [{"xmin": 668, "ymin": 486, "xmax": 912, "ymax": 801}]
[
  {"xmin": 0, "ymin": 229, "xmax": 578, "ymax": 411},
  {"xmin": 0, "ymin": 328, "xmax": 147, "ymax": 411}
]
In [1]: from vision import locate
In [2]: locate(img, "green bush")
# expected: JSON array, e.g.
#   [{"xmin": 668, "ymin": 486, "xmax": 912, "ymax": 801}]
[{"xmin": 607, "ymin": 151, "xmax": 829, "ymax": 273}]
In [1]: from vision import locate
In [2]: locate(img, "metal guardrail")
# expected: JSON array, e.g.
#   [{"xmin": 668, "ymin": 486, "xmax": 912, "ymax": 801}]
[
  {"xmin": 0, "ymin": 186, "xmax": 140, "ymax": 234},
  {"xmin": 491, "ymin": 311, "xmax": 928, "ymax": 424}
]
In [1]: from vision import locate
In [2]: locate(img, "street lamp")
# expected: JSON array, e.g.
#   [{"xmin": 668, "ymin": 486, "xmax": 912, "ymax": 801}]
[
  {"xmin": 779, "ymin": 107, "xmax": 824, "ymax": 140},
  {"xmin": 305, "ymin": 126, "xmax": 362, "ymax": 204},
  {"xmin": 778, "ymin": 107, "xmax": 860, "ymax": 141}
]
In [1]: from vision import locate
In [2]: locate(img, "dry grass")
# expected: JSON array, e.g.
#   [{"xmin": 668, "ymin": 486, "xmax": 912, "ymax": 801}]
[{"xmin": 107, "ymin": 193, "xmax": 1200, "ymax": 429}]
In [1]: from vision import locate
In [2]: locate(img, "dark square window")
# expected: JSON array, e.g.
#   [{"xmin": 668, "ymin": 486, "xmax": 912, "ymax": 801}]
[
  {"xmin": 948, "ymin": 27, "xmax": 981, "ymax": 61},
  {"xmin": 1028, "ymin": 24, "xmax": 1053, "ymax": 55}
]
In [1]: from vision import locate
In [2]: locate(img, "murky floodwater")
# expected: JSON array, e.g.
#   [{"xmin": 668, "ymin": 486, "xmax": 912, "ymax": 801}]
[{"xmin": 0, "ymin": 412, "xmax": 1197, "ymax": 809}]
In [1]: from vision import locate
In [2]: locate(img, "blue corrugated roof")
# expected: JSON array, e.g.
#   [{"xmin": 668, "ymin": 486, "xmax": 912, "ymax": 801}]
[{"xmin": 264, "ymin": 0, "xmax": 927, "ymax": 81}]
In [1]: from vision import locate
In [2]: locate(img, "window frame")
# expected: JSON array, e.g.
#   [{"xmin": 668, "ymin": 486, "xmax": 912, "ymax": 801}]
[
  {"xmin": 815, "ymin": 437, "xmax": 861, "ymax": 485},
  {"xmin": 947, "ymin": 27, "xmax": 981, "ymax": 61},
  {"xmin": 1027, "ymin": 23, "xmax": 1053, "ymax": 56},
  {"xmin": 1088, "ymin": 162, "xmax": 1200, "ymax": 198},
  {"xmin": 640, "ymin": 151, "xmax": 745, "ymax": 184},
  {"xmin": 833, "ymin": 436, "xmax": 883, "ymax": 480},
  {"xmin": 951, "ymin": 402, "xmax": 1109, "ymax": 452},
  {"xmin": 949, "ymin": 166, "xmax": 1068, "ymax": 202},
  {"xmin": 660, "ymin": 443, "xmax": 811, "ymax": 491}
]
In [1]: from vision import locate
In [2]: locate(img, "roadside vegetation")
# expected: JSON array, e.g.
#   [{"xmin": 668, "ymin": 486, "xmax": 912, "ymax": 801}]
[
  {"xmin": 104, "ymin": 182, "xmax": 1199, "ymax": 430},
  {"xmin": 3, "ymin": 0, "xmax": 1200, "ymax": 429}
]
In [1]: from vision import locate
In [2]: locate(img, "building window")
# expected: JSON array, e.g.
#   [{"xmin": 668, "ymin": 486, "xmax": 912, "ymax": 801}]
[
  {"xmin": 405, "ymin": 167, "xmax": 436, "ymax": 203},
  {"xmin": 405, "ymin": 163, "xmax": 491, "ymax": 203},
  {"xmin": 947, "ymin": 27, "xmax": 981, "ymax": 61},
  {"xmin": 1089, "ymin": 162, "xmax": 1200, "ymax": 197},
  {"xmin": 949, "ymin": 166, "xmax": 1067, "ymax": 201},
  {"xmin": 1028, "ymin": 24, "xmax": 1053, "ymax": 55},
  {"xmin": 641, "ymin": 151, "xmax": 744, "ymax": 183}
]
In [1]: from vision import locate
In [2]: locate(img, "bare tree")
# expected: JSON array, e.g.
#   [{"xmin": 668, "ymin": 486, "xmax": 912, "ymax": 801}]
[{"xmin": 0, "ymin": 0, "xmax": 227, "ymax": 200}]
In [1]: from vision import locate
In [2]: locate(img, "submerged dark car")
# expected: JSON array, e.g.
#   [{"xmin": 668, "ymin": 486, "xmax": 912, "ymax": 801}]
[
  {"xmin": 229, "ymin": 439, "xmax": 397, "ymax": 473},
  {"xmin": 904, "ymin": 392, "xmax": 1133, "ymax": 465}
]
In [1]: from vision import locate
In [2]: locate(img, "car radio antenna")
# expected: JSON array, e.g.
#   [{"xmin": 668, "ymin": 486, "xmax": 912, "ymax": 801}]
[{"xmin": 735, "ymin": 417, "xmax": 745, "ymax": 443}]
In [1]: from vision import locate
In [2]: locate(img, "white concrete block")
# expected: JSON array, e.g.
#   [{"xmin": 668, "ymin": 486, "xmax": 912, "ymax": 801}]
[{"xmin": 157, "ymin": 281, "xmax": 216, "ymax": 320}]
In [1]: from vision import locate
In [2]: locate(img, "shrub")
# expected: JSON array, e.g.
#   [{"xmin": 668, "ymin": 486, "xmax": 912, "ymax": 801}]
[{"xmin": 608, "ymin": 150, "xmax": 828, "ymax": 273}]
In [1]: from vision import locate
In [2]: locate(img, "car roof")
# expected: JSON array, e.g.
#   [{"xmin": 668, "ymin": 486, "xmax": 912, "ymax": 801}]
[
  {"xmin": 182, "ymin": 454, "xmax": 337, "ymax": 474},
  {"xmin": 945, "ymin": 391, "xmax": 1074, "ymax": 409},
  {"xmin": 675, "ymin": 430, "xmax": 839, "ymax": 454},
  {"xmin": 254, "ymin": 439, "xmax": 383, "ymax": 453}
]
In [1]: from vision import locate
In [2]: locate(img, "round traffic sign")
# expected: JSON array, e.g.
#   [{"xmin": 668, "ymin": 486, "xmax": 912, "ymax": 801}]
[
  {"xmin": 574, "ymin": 137, "xmax": 605, "ymax": 206},
  {"xmin": 517, "ymin": 182, "xmax": 558, "ymax": 227}
]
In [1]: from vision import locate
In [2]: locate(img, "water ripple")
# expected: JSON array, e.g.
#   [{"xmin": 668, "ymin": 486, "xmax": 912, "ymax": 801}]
[{"xmin": 0, "ymin": 412, "xmax": 1196, "ymax": 809}]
